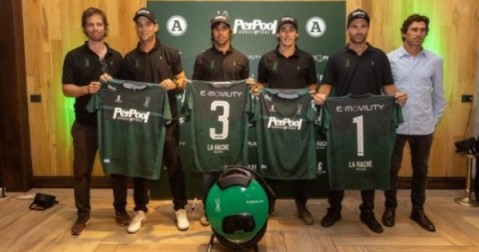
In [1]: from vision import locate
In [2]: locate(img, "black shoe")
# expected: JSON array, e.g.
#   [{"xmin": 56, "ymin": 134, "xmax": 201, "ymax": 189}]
[
  {"xmin": 320, "ymin": 209, "xmax": 341, "ymax": 228},
  {"xmin": 381, "ymin": 208, "xmax": 395, "ymax": 227},
  {"xmin": 410, "ymin": 211, "xmax": 436, "ymax": 232},
  {"xmin": 296, "ymin": 203, "xmax": 314, "ymax": 225},
  {"xmin": 360, "ymin": 213, "xmax": 383, "ymax": 233},
  {"xmin": 115, "ymin": 211, "xmax": 132, "ymax": 226},
  {"xmin": 71, "ymin": 214, "xmax": 90, "ymax": 235}
]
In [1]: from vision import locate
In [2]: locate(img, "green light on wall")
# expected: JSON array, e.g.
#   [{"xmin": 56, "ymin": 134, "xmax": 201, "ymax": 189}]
[{"xmin": 63, "ymin": 98, "xmax": 75, "ymax": 131}]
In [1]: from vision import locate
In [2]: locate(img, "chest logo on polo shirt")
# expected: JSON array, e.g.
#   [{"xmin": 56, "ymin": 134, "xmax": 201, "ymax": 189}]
[
  {"xmin": 84, "ymin": 58, "xmax": 90, "ymax": 67},
  {"xmin": 345, "ymin": 58, "xmax": 350, "ymax": 68},
  {"xmin": 272, "ymin": 61, "xmax": 278, "ymax": 71},
  {"xmin": 209, "ymin": 60, "xmax": 215, "ymax": 69}
]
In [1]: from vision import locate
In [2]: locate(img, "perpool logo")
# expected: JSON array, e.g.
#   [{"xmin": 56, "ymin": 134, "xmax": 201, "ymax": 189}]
[
  {"xmin": 166, "ymin": 15, "xmax": 187, "ymax": 36},
  {"xmin": 233, "ymin": 19, "xmax": 277, "ymax": 35},
  {"xmin": 305, "ymin": 17, "xmax": 326, "ymax": 38}
]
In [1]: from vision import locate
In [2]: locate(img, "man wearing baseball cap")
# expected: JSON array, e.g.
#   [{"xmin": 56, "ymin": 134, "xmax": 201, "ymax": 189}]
[
  {"xmin": 313, "ymin": 8, "xmax": 407, "ymax": 233},
  {"xmin": 104, "ymin": 7, "xmax": 190, "ymax": 234},
  {"xmin": 256, "ymin": 15, "xmax": 318, "ymax": 225},
  {"xmin": 276, "ymin": 15, "xmax": 298, "ymax": 33},
  {"xmin": 192, "ymin": 12, "xmax": 250, "ymax": 226}
]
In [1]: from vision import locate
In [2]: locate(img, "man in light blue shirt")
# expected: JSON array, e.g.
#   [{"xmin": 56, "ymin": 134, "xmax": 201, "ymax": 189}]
[{"xmin": 382, "ymin": 14, "xmax": 446, "ymax": 232}]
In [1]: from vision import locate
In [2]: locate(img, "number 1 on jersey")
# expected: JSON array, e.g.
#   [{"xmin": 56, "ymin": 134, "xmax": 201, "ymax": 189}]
[{"xmin": 353, "ymin": 115, "xmax": 364, "ymax": 157}]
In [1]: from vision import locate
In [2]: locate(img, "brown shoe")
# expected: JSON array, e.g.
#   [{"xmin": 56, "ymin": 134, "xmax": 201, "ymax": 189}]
[
  {"xmin": 296, "ymin": 203, "xmax": 314, "ymax": 225},
  {"xmin": 115, "ymin": 211, "xmax": 131, "ymax": 226},
  {"xmin": 71, "ymin": 215, "xmax": 90, "ymax": 235}
]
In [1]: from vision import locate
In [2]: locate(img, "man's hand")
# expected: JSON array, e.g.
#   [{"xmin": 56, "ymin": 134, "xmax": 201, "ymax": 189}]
[
  {"xmin": 86, "ymin": 81, "xmax": 101, "ymax": 95},
  {"xmin": 394, "ymin": 91, "xmax": 408, "ymax": 107},
  {"xmin": 99, "ymin": 73, "xmax": 112, "ymax": 83},
  {"xmin": 159, "ymin": 78, "xmax": 177, "ymax": 91},
  {"xmin": 313, "ymin": 93, "xmax": 327, "ymax": 105}
]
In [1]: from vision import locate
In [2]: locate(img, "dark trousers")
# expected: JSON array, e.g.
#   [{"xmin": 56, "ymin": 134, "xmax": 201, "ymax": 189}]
[
  {"xmin": 71, "ymin": 121, "xmax": 97, "ymax": 216},
  {"xmin": 265, "ymin": 178, "xmax": 309, "ymax": 205},
  {"xmin": 384, "ymin": 134, "xmax": 433, "ymax": 211},
  {"xmin": 114, "ymin": 121, "xmax": 188, "ymax": 212},
  {"xmin": 327, "ymin": 189, "xmax": 375, "ymax": 214},
  {"xmin": 72, "ymin": 121, "xmax": 137, "ymax": 216}
]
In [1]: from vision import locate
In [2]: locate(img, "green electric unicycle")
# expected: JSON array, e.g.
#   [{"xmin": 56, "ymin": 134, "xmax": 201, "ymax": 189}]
[{"xmin": 205, "ymin": 165, "xmax": 276, "ymax": 251}]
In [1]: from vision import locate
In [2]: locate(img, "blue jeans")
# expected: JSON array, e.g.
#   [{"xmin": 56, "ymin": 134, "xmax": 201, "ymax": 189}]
[{"xmin": 384, "ymin": 134, "xmax": 433, "ymax": 211}]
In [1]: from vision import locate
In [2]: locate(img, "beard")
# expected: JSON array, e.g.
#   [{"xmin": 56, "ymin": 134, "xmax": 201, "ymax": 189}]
[
  {"xmin": 350, "ymin": 33, "xmax": 366, "ymax": 44},
  {"xmin": 88, "ymin": 31, "xmax": 106, "ymax": 42}
]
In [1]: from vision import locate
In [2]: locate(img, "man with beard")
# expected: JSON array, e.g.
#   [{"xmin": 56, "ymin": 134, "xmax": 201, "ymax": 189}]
[
  {"xmin": 191, "ymin": 12, "xmax": 250, "ymax": 226},
  {"xmin": 313, "ymin": 9, "xmax": 407, "ymax": 233},
  {"xmin": 255, "ymin": 15, "xmax": 318, "ymax": 225},
  {"xmin": 62, "ymin": 7, "xmax": 128, "ymax": 235}
]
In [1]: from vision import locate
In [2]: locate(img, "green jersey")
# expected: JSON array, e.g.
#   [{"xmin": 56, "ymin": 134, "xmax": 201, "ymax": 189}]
[
  {"xmin": 87, "ymin": 78, "xmax": 171, "ymax": 179},
  {"xmin": 183, "ymin": 80, "xmax": 250, "ymax": 172},
  {"xmin": 253, "ymin": 88, "xmax": 318, "ymax": 180},
  {"xmin": 322, "ymin": 94, "xmax": 402, "ymax": 190}
]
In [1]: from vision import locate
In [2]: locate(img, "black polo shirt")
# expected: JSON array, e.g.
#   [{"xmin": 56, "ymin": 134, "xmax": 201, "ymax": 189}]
[
  {"xmin": 121, "ymin": 39, "xmax": 184, "ymax": 117},
  {"xmin": 192, "ymin": 46, "xmax": 249, "ymax": 81},
  {"xmin": 258, "ymin": 45, "xmax": 317, "ymax": 89},
  {"xmin": 62, "ymin": 41, "xmax": 122, "ymax": 126},
  {"xmin": 321, "ymin": 43, "xmax": 394, "ymax": 96}
]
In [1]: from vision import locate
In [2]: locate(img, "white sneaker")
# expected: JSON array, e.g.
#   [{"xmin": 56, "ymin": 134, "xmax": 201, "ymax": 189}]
[
  {"xmin": 200, "ymin": 215, "xmax": 210, "ymax": 226},
  {"xmin": 175, "ymin": 209, "xmax": 190, "ymax": 231},
  {"xmin": 127, "ymin": 210, "xmax": 146, "ymax": 234}
]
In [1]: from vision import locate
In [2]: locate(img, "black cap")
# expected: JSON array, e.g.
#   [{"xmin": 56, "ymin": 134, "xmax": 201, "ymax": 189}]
[
  {"xmin": 211, "ymin": 13, "xmax": 230, "ymax": 28},
  {"xmin": 133, "ymin": 7, "xmax": 157, "ymax": 24},
  {"xmin": 347, "ymin": 9, "xmax": 370, "ymax": 27},
  {"xmin": 277, "ymin": 15, "xmax": 298, "ymax": 33}
]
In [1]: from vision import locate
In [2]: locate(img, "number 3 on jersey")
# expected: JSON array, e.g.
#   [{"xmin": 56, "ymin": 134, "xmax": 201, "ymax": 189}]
[{"xmin": 210, "ymin": 100, "xmax": 230, "ymax": 140}]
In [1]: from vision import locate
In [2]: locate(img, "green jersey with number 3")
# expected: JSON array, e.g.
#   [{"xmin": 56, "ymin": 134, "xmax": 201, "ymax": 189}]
[{"xmin": 184, "ymin": 80, "xmax": 250, "ymax": 172}]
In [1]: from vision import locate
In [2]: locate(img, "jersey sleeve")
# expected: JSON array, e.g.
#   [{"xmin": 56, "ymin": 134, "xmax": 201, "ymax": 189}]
[
  {"xmin": 86, "ymin": 92, "xmax": 100, "ymax": 113},
  {"xmin": 181, "ymin": 84, "xmax": 193, "ymax": 121}
]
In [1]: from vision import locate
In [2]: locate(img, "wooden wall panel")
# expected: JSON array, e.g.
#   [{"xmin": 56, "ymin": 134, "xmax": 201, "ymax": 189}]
[
  {"xmin": 22, "ymin": 0, "xmax": 146, "ymax": 177},
  {"xmin": 21, "ymin": 0, "xmax": 479, "ymax": 180}
]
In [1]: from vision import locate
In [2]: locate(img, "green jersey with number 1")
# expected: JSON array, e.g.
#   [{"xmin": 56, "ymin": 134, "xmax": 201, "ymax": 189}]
[{"xmin": 322, "ymin": 94, "xmax": 402, "ymax": 190}]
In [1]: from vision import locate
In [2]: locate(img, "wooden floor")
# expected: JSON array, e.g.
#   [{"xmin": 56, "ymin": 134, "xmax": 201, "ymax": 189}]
[{"xmin": 1, "ymin": 189, "xmax": 479, "ymax": 252}]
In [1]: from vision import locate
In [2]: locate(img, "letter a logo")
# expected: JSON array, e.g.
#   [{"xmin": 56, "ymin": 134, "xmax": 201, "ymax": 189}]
[
  {"xmin": 306, "ymin": 17, "xmax": 326, "ymax": 38},
  {"xmin": 167, "ymin": 15, "xmax": 187, "ymax": 36}
]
